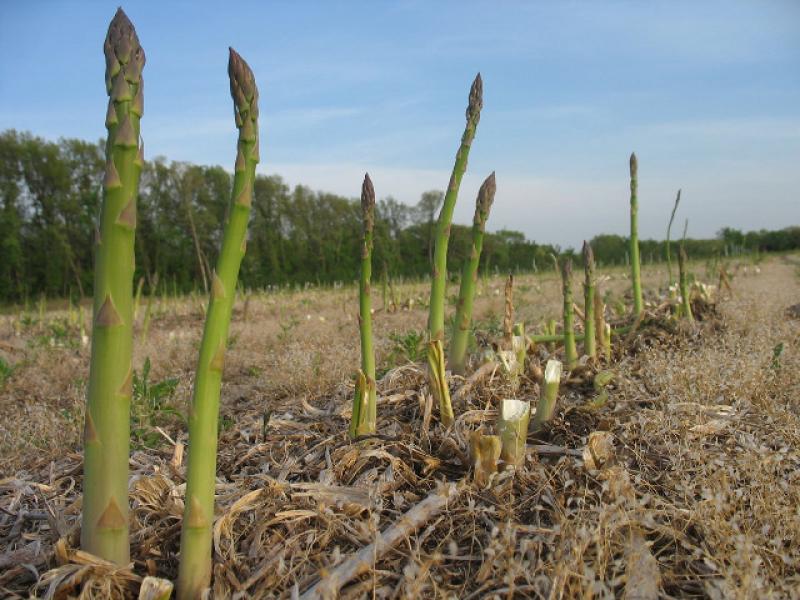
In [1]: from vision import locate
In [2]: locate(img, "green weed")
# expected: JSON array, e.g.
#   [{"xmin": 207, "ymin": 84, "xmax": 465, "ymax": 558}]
[
  {"xmin": 131, "ymin": 357, "xmax": 182, "ymax": 449},
  {"xmin": 0, "ymin": 357, "xmax": 13, "ymax": 387}
]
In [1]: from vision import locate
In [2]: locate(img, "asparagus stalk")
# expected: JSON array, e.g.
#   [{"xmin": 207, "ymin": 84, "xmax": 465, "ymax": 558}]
[
  {"xmin": 469, "ymin": 431, "xmax": 501, "ymax": 488},
  {"xmin": 582, "ymin": 241, "xmax": 596, "ymax": 360},
  {"xmin": 666, "ymin": 189, "xmax": 681, "ymax": 287},
  {"xmin": 629, "ymin": 153, "xmax": 643, "ymax": 316},
  {"xmin": 546, "ymin": 317, "xmax": 557, "ymax": 353},
  {"xmin": 593, "ymin": 287, "xmax": 606, "ymax": 361},
  {"xmin": 81, "ymin": 8, "xmax": 145, "ymax": 564},
  {"xmin": 561, "ymin": 258, "xmax": 577, "ymax": 369},
  {"xmin": 603, "ymin": 323, "xmax": 612, "ymax": 360},
  {"xmin": 427, "ymin": 339, "xmax": 454, "ymax": 426},
  {"xmin": 497, "ymin": 399, "xmax": 530, "ymax": 466},
  {"xmin": 450, "ymin": 172, "xmax": 496, "ymax": 375},
  {"xmin": 139, "ymin": 577, "xmax": 174, "ymax": 600},
  {"xmin": 427, "ymin": 73, "xmax": 482, "ymax": 424},
  {"xmin": 513, "ymin": 322, "xmax": 526, "ymax": 374},
  {"xmin": 678, "ymin": 246, "xmax": 694, "ymax": 321},
  {"xmin": 349, "ymin": 174, "xmax": 377, "ymax": 437},
  {"xmin": 427, "ymin": 73, "xmax": 482, "ymax": 342},
  {"xmin": 381, "ymin": 264, "xmax": 388, "ymax": 312},
  {"xmin": 177, "ymin": 48, "xmax": 259, "ymax": 599},
  {"xmin": 533, "ymin": 359, "xmax": 562, "ymax": 430},
  {"xmin": 503, "ymin": 273, "xmax": 514, "ymax": 346}
]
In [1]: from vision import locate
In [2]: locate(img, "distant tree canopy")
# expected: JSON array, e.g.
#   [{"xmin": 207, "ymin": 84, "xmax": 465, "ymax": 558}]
[{"xmin": 1, "ymin": 129, "xmax": 798, "ymax": 303}]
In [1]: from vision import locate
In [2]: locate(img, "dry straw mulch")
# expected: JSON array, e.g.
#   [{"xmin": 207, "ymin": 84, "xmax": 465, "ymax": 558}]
[{"xmin": 1, "ymin": 261, "xmax": 798, "ymax": 598}]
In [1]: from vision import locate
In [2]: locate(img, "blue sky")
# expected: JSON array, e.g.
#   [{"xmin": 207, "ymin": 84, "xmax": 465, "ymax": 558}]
[{"xmin": 1, "ymin": 1, "xmax": 799, "ymax": 249}]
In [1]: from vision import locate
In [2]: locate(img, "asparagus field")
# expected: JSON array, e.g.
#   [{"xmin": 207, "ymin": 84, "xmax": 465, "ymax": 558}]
[
  {"xmin": 1, "ymin": 258, "xmax": 799, "ymax": 597},
  {"xmin": 1, "ymin": 7, "xmax": 799, "ymax": 600}
]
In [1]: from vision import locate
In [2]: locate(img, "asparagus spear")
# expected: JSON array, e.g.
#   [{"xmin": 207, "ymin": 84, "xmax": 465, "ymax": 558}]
[
  {"xmin": 533, "ymin": 359, "xmax": 562, "ymax": 430},
  {"xmin": 678, "ymin": 246, "xmax": 694, "ymax": 321},
  {"xmin": 426, "ymin": 73, "xmax": 482, "ymax": 425},
  {"xmin": 82, "ymin": 8, "xmax": 145, "ymax": 564},
  {"xmin": 561, "ymin": 258, "xmax": 577, "ymax": 369},
  {"xmin": 497, "ymin": 399, "xmax": 530, "ymax": 466},
  {"xmin": 450, "ymin": 172, "xmax": 495, "ymax": 375},
  {"xmin": 582, "ymin": 241, "xmax": 596, "ymax": 359},
  {"xmin": 629, "ymin": 153, "xmax": 643, "ymax": 316},
  {"xmin": 594, "ymin": 286, "xmax": 607, "ymax": 361},
  {"xmin": 349, "ymin": 174, "xmax": 377, "ymax": 437},
  {"xmin": 177, "ymin": 48, "xmax": 259, "ymax": 599},
  {"xmin": 666, "ymin": 189, "xmax": 681, "ymax": 287},
  {"xmin": 428, "ymin": 73, "xmax": 483, "ymax": 343}
]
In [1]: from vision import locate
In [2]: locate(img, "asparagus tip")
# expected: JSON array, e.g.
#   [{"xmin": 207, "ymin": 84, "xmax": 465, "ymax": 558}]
[
  {"xmin": 467, "ymin": 72, "xmax": 483, "ymax": 122},
  {"xmin": 582, "ymin": 240, "xmax": 594, "ymax": 267},
  {"xmin": 361, "ymin": 173, "xmax": 375, "ymax": 231},
  {"xmin": 228, "ymin": 47, "xmax": 257, "ymax": 110},
  {"xmin": 476, "ymin": 171, "xmax": 496, "ymax": 215},
  {"xmin": 361, "ymin": 173, "xmax": 375, "ymax": 209},
  {"xmin": 629, "ymin": 152, "xmax": 638, "ymax": 176},
  {"xmin": 105, "ymin": 6, "xmax": 143, "ymax": 80},
  {"xmin": 111, "ymin": 7, "xmax": 132, "ymax": 29},
  {"xmin": 561, "ymin": 257, "xmax": 573, "ymax": 280}
]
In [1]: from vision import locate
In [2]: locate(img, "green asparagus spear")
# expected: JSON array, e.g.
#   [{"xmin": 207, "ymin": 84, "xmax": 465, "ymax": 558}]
[
  {"xmin": 450, "ymin": 172, "xmax": 496, "ymax": 375},
  {"xmin": 81, "ymin": 8, "xmax": 145, "ymax": 564},
  {"xmin": 349, "ymin": 174, "xmax": 377, "ymax": 437},
  {"xmin": 666, "ymin": 189, "xmax": 681, "ymax": 287},
  {"xmin": 561, "ymin": 258, "xmax": 577, "ymax": 369},
  {"xmin": 582, "ymin": 241, "xmax": 596, "ymax": 360},
  {"xmin": 678, "ymin": 246, "xmax": 694, "ymax": 321},
  {"xmin": 629, "ymin": 153, "xmax": 643, "ymax": 316},
  {"xmin": 427, "ymin": 73, "xmax": 482, "ymax": 343},
  {"xmin": 426, "ymin": 74, "xmax": 482, "ymax": 424},
  {"xmin": 177, "ymin": 48, "xmax": 259, "ymax": 599}
]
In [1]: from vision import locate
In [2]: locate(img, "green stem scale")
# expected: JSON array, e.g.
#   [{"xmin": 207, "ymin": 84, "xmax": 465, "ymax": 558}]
[
  {"xmin": 450, "ymin": 172, "xmax": 496, "ymax": 375},
  {"xmin": 629, "ymin": 153, "xmax": 643, "ymax": 316},
  {"xmin": 349, "ymin": 174, "xmax": 377, "ymax": 437},
  {"xmin": 82, "ymin": 8, "xmax": 145, "ymax": 565},
  {"xmin": 177, "ymin": 49, "xmax": 259, "ymax": 599},
  {"xmin": 582, "ymin": 241, "xmax": 596, "ymax": 360},
  {"xmin": 561, "ymin": 258, "xmax": 577, "ymax": 369}
]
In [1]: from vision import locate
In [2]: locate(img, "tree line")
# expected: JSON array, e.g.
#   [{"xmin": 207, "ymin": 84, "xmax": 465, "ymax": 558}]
[{"xmin": 1, "ymin": 129, "xmax": 798, "ymax": 303}]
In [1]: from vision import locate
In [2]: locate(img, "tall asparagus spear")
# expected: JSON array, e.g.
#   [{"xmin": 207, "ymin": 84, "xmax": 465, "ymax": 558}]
[
  {"xmin": 426, "ymin": 74, "xmax": 483, "ymax": 425},
  {"xmin": 629, "ymin": 153, "xmax": 643, "ymax": 316},
  {"xmin": 582, "ymin": 241, "xmax": 596, "ymax": 360},
  {"xmin": 666, "ymin": 189, "xmax": 681, "ymax": 287},
  {"xmin": 561, "ymin": 258, "xmax": 577, "ymax": 369},
  {"xmin": 450, "ymin": 172, "xmax": 495, "ymax": 375},
  {"xmin": 177, "ymin": 48, "xmax": 259, "ymax": 599},
  {"xmin": 678, "ymin": 246, "xmax": 694, "ymax": 321},
  {"xmin": 594, "ymin": 288, "xmax": 607, "ymax": 361},
  {"xmin": 428, "ymin": 73, "xmax": 482, "ymax": 343},
  {"xmin": 82, "ymin": 8, "xmax": 144, "ymax": 565},
  {"xmin": 349, "ymin": 174, "xmax": 377, "ymax": 437}
]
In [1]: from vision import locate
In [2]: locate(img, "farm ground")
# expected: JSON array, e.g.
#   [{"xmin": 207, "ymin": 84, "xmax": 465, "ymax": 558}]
[{"xmin": 1, "ymin": 258, "xmax": 798, "ymax": 598}]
